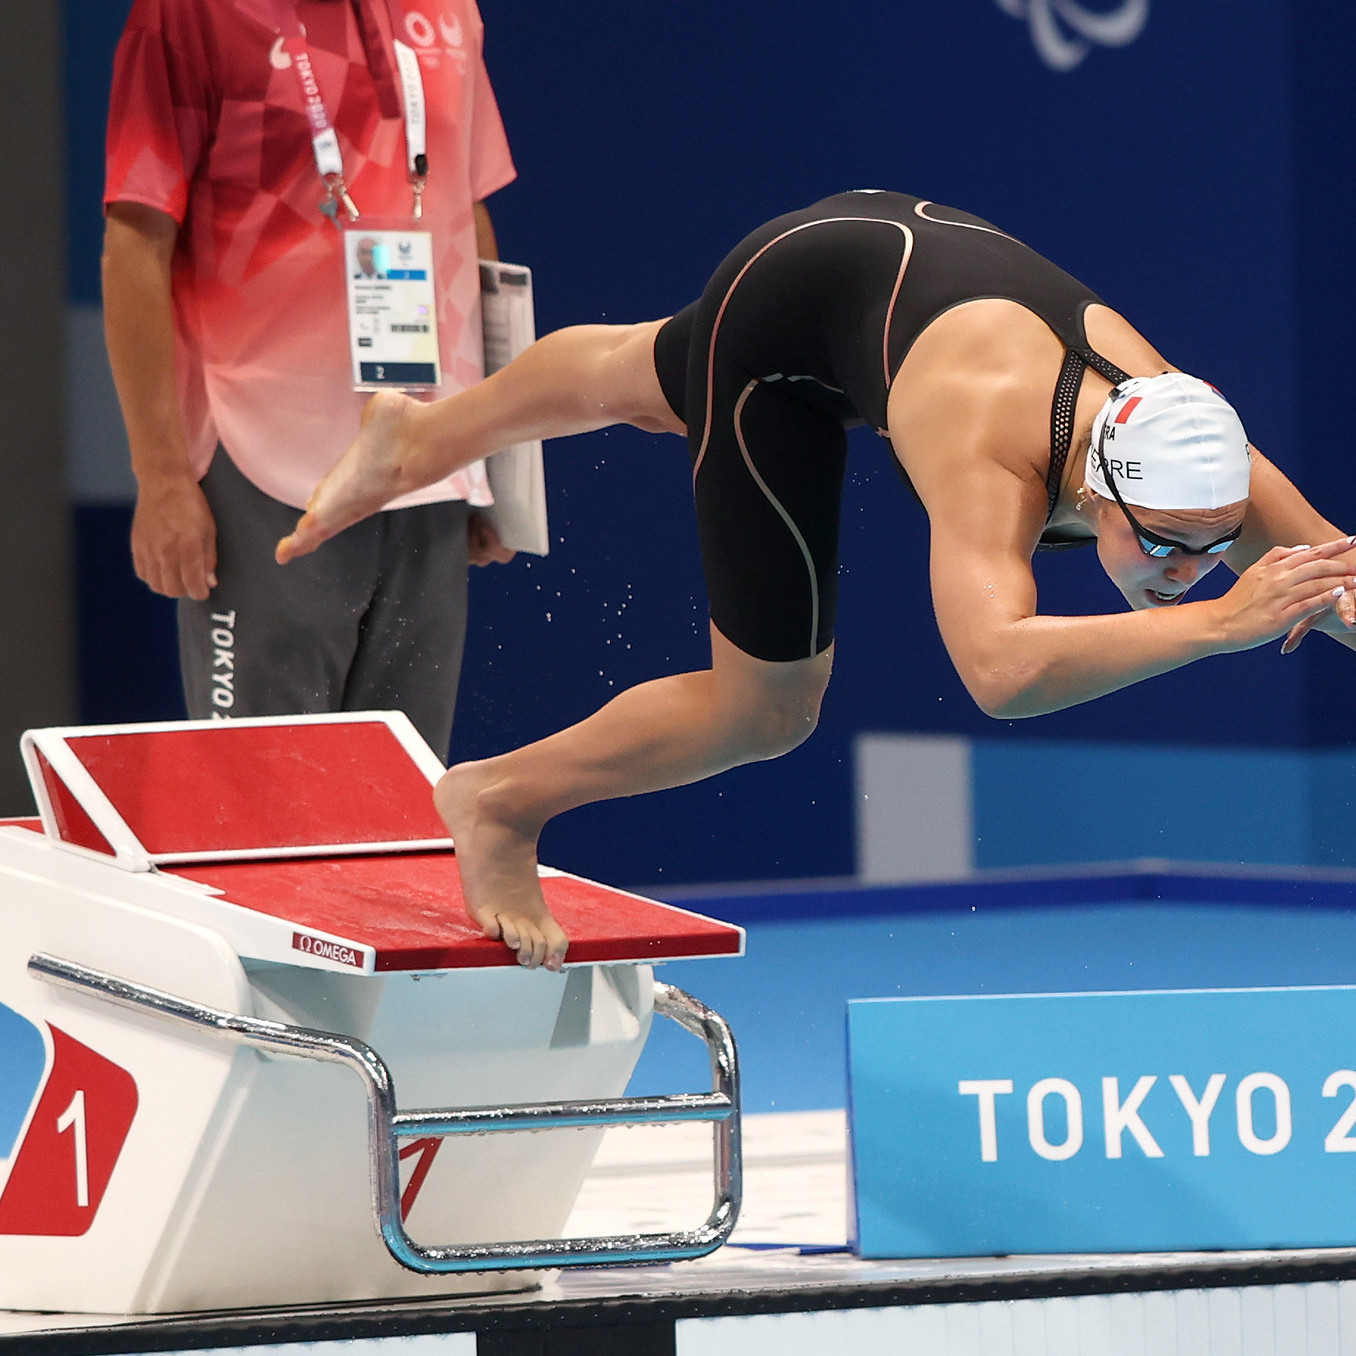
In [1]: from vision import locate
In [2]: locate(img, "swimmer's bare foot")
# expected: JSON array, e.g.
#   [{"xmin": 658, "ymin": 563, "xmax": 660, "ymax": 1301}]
[
  {"xmin": 276, "ymin": 390, "xmax": 420, "ymax": 563},
  {"xmin": 436, "ymin": 761, "xmax": 570, "ymax": 972}
]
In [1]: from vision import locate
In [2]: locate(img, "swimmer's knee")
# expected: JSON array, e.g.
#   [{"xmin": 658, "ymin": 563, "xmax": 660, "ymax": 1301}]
[
  {"xmin": 710, "ymin": 628, "xmax": 832, "ymax": 760},
  {"xmin": 751, "ymin": 704, "xmax": 820, "ymax": 761},
  {"xmin": 731, "ymin": 682, "xmax": 825, "ymax": 762}
]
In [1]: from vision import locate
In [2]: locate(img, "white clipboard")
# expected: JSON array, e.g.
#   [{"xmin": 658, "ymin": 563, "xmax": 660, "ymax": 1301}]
[{"xmin": 479, "ymin": 261, "xmax": 549, "ymax": 556}]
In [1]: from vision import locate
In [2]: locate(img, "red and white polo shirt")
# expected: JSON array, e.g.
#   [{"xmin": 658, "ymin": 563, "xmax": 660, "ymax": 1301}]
[{"xmin": 105, "ymin": 0, "xmax": 516, "ymax": 509}]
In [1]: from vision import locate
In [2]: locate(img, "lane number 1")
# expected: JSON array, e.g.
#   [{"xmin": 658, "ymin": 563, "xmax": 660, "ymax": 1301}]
[{"xmin": 56, "ymin": 1090, "xmax": 89, "ymax": 1209}]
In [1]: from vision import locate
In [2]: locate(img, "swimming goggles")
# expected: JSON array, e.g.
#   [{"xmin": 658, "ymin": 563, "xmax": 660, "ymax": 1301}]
[{"xmin": 1094, "ymin": 427, "xmax": 1242, "ymax": 558}]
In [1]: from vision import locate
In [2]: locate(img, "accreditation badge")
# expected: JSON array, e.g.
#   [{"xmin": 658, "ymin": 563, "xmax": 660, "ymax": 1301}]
[{"xmin": 344, "ymin": 226, "xmax": 441, "ymax": 391}]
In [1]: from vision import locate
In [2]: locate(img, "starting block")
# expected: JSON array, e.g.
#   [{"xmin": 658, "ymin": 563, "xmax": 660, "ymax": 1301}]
[{"xmin": 0, "ymin": 713, "xmax": 744, "ymax": 1314}]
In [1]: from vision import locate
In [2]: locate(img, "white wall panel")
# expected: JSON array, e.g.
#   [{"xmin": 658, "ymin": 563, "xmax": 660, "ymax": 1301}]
[{"xmin": 855, "ymin": 733, "xmax": 972, "ymax": 883}]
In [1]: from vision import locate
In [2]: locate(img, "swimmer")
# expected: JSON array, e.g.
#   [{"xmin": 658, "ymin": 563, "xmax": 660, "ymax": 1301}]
[{"xmin": 277, "ymin": 191, "xmax": 1356, "ymax": 972}]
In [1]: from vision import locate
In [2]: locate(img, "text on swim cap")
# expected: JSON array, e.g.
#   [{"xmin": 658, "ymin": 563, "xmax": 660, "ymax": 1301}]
[{"xmin": 1101, "ymin": 455, "xmax": 1143, "ymax": 481}]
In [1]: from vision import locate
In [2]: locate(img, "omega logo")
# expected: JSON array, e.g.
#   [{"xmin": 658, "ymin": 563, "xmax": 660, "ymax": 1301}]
[{"xmin": 292, "ymin": 932, "xmax": 364, "ymax": 968}]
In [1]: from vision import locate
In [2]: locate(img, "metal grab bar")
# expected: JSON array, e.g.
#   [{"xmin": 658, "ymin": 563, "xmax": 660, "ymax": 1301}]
[{"xmin": 27, "ymin": 953, "xmax": 741, "ymax": 1273}]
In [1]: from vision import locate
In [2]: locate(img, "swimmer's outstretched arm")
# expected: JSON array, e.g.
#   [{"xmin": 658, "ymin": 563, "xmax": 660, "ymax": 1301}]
[
  {"xmin": 922, "ymin": 453, "xmax": 1355, "ymax": 720},
  {"xmin": 276, "ymin": 319, "xmax": 681, "ymax": 562}
]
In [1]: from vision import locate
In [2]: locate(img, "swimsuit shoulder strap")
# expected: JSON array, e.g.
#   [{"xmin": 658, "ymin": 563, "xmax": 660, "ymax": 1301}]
[{"xmin": 1043, "ymin": 346, "xmax": 1132, "ymax": 522}]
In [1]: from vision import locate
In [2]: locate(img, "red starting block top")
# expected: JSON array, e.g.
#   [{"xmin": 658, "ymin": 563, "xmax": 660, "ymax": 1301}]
[{"xmin": 166, "ymin": 852, "xmax": 744, "ymax": 970}]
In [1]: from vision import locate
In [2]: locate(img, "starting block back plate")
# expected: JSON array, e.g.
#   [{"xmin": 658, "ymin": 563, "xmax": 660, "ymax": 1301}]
[
  {"xmin": 166, "ymin": 852, "xmax": 745, "ymax": 969},
  {"xmin": 22, "ymin": 714, "xmax": 451, "ymax": 868}
]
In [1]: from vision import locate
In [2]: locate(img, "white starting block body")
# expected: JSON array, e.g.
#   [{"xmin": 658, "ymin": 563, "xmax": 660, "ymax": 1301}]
[{"xmin": 0, "ymin": 715, "xmax": 743, "ymax": 1314}]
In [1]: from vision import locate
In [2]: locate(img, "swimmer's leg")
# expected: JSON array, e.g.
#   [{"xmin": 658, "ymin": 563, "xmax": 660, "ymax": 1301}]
[
  {"xmin": 277, "ymin": 319, "xmax": 682, "ymax": 562},
  {"xmin": 436, "ymin": 625, "xmax": 833, "ymax": 970}
]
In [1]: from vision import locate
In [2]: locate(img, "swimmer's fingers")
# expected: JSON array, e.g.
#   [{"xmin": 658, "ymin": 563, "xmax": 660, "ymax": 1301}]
[
  {"xmin": 1261, "ymin": 539, "xmax": 1351, "ymax": 568},
  {"xmin": 1303, "ymin": 538, "xmax": 1356, "ymax": 574},
  {"xmin": 1280, "ymin": 584, "xmax": 1351, "ymax": 654},
  {"xmin": 1281, "ymin": 613, "xmax": 1320, "ymax": 655},
  {"xmin": 1224, "ymin": 548, "xmax": 1354, "ymax": 653},
  {"xmin": 1248, "ymin": 545, "xmax": 1353, "ymax": 595},
  {"xmin": 1257, "ymin": 538, "xmax": 1353, "ymax": 573},
  {"xmin": 1281, "ymin": 580, "xmax": 1356, "ymax": 654},
  {"xmin": 1273, "ymin": 539, "xmax": 1356, "ymax": 653}
]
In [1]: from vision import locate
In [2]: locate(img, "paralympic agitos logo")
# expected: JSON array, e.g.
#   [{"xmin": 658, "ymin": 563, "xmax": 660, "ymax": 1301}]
[{"xmin": 993, "ymin": 0, "xmax": 1148, "ymax": 72}]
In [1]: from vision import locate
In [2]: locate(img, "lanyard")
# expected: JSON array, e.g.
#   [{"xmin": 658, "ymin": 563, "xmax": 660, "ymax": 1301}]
[
  {"xmin": 390, "ymin": 36, "xmax": 429, "ymax": 219},
  {"xmin": 280, "ymin": 1, "xmax": 429, "ymax": 222}
]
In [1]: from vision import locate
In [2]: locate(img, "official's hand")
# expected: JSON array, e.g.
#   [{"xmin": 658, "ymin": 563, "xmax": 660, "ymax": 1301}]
[
  {"xmin": 131, "ymin": 474, "xmax": 218, "ymax": 600},
  {"xmin": 1214, "ymin": 538, "xmax": 1355, "ymax": 655},
  {"xmin": 468, "ymin": 511, "xmax": 515, "ymax": 567}
]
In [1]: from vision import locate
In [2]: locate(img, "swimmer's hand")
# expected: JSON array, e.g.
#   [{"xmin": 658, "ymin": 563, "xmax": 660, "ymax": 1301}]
[
  {"xmin": 1214, "ymin": 538, "xmax": 1356, "ymax": 655},
  {"xmin": 1280, "ymin": 537, "xmax": 1356, "ymax": 653},
  {"xmin": 276, "ymin": 391, "xmax": 422, "ymax": 563}
]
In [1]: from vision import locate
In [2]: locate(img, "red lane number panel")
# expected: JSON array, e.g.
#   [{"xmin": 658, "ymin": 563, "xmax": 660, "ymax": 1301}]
[{"xmin": 0, "ymin": 1025, "xmax": 139, "ymax": 1237}]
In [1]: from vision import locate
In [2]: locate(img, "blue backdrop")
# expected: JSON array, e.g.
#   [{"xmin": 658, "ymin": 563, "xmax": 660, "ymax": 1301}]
[{"xmin": 64, "ymin": 0, "xmax": 1356, "ymax": 887}]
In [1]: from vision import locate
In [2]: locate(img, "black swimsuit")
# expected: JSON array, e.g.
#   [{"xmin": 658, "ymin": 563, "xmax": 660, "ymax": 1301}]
[{"xmin": 652, "ymin": 189, "xmax": 1131, "ymax": 663}]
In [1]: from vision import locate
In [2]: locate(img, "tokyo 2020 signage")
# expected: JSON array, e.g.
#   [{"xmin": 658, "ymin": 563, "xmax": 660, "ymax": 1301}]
[{"xmin": 849, "ymin": 985, "xmax": 1356, "ymax": 1257}]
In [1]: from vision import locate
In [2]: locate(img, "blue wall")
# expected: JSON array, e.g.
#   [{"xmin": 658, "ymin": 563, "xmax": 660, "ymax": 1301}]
[
  {"xmin": 632, "ymin": 871, "xmax": 1356, "ymax": 1112},
  {"xmin": 969, "ymin": 740, "xmax": 1353, "ymax": 871},
  {"xmin": 65, "ymin": 0, "xmax": 1356, "ymax": 888}
]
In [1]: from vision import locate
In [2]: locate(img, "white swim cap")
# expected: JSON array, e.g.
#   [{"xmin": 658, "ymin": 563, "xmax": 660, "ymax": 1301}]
[{"xmin": 1085, "ymin": 373, "xmax": 1251, "ymax": 510}]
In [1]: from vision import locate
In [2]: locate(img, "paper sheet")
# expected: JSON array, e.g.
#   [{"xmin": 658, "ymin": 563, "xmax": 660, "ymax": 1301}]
[{"xmin": 479, "ymin": 261, "xmax": 549, "ymax": 556}]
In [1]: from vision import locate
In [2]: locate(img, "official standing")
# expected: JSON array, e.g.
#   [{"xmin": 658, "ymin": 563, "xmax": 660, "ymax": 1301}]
[{"xmin": 102, "ymin": 0, "xmax": 518, "ymax": 755}]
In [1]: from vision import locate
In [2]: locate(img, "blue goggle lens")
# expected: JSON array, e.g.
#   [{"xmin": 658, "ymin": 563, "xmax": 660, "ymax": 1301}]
[{"xmin": 1138, "ymin": 534, "xmax": 1238, "ymax": 558}]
